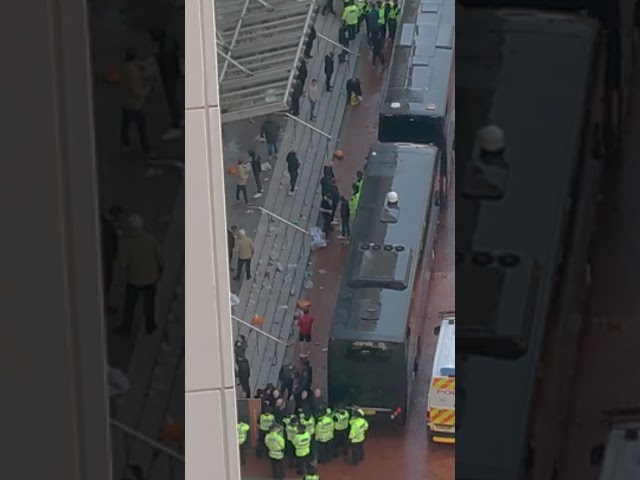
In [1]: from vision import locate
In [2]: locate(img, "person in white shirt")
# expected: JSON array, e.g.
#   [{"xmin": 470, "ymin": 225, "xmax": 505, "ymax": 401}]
[{"xmin": 306, "ymin": 79, "xmax": 320, "ymax": 121}]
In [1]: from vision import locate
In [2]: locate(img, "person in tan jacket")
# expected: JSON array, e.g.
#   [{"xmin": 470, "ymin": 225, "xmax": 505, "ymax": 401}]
[
  {"xmin": 120, "ymin": 48, "xmax": 152, "ymax": 156},
  {"xmin": 233, "ymin": 229, "xmax": 255, "ymax": 281},
  {"xmin": 114, "ymin": 214, "xmax": 164, "ymax": 336},
  {"xmin": 235, "ymin": 159, "xmax": 250, "ymax": 203}
]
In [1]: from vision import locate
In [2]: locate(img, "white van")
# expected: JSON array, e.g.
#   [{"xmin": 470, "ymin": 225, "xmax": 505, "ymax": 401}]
[{"xmin": 427, "ymin": 312, "xmax": 455, "ymax": 443}]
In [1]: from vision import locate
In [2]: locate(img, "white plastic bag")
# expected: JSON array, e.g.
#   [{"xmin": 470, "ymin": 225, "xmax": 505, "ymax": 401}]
[
  {"xmin": 309, "ymin": 226, "xmax": 327, "ymax": 250},
  {"xmin": 230, "ymin": 293, "xmax": 240, "ymax": 307}
]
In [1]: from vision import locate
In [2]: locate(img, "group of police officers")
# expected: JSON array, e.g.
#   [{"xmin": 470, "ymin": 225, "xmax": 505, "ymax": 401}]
[
  {"xmin": 238, "ymin": 404, "xmax": 370, "ymax": 479},
  {"xmin": 340, "ymin": 0, "xmax": 402, "ymax": 42}
]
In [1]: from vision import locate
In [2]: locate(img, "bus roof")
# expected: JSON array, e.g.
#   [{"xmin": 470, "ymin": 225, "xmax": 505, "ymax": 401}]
[
  {"xmin": 456, "ymin": 9, "xmax": 599, "ymax": 478},
  {"xmin": 432, "ymin": 316, "xmax": 455, "ymax": 377},
  {"xmin": 600, "ymin": 422, "xmax": 640, "ymax": 479},
  {"xmin": 331, "ymin": 143, "xmax": 438, "ymax": 343},
  {"xmin": 380, "ymin": 0, "xmax": 454, "ymax": 119}
]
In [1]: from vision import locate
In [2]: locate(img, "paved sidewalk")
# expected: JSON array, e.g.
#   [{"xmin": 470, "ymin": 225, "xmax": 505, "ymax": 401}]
[{"xmin": 227, "ymin": 9, "xmax": 366, "ymax": 395}]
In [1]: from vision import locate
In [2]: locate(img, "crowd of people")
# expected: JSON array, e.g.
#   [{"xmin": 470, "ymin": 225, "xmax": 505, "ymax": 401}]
[{"xmin": 235, "ymin": 334, "xmax": 370, "ymax": 479}]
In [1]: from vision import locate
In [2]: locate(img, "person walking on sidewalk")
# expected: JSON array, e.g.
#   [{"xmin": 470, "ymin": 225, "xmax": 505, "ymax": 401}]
[
  {"xmin": 372, "ymin": 30, "xmax": 386, "ymax": 66},
  {"xmin": 235, "ymin": 159, "xmax": 250, "ymax": 204},
  {"xmin": 338, "ymin": 24, "xmax": 350, "ymax": 63},
  {"xmin": 120, "ymin": 48, "xmax": 153, "ymax": 157},
  {"xmin": 228, "ymin": 224, "xmax": 237, "ymax": 267},
  {"xmin": 339, "ymin": 196, "xmax": 351, "ymax": 241},
  {"xmin": 298, "ymin": 58, "xmax": 308, "ymax": 89},
  {"xmin": 249, "ymin": 149, "xmax": 263, "ymax": 198},
  {"xmin": 148, "ymin": 27, "xmax": 183, "ymax": 141},
  {"xmin": 297, "ymin": 307, "xmax": 315, "ymax": 355},
  {"xmin": 366, "ymin": 2, "xmax": 380, "ymax": 46},
  {"xmin": 290, "ymin": 79, "xmax": 304, "ymax": 117},
  {"xmin": 114, "ymin": 214, "xmax": 163, "ymax": 336},
  {"xmin": 342, "ymin": 1, "xmax": 360, "ymax": 40},
  {"xmin": 233, "ymin": 229, "xmax": 254, "ymax": 281},
  {"xmin": 236, "ymin": 355, "xmax": 252, "ymax": 398},
  {"xmin": 324, "ymin": 51, "xmax": 335, "ymax": 92},
  {"xmin": 261, "ymin": 116, "xmax": 281, "ymax": 159},
  {"xmin": 306, "ymin": 79, "xmax": 320, "ymax": 122},
  {"xmin": 286, "ymin": 149, "xmax": 301, "ymax": 195},
  {"xmin": 304, "ymin": 26, "xmax": 317, "ymax": 59}
]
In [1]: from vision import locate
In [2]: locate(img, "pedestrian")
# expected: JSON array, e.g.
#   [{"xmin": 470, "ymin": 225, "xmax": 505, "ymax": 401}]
[
  {"xmin": 387, "ymin": 0, "xmax": 401, "ymax": 39},
  {"xmin": 320, "ymin": 194, "xmax": 334, "ymax": 239},
  {"xmin": 304, "ymin": 25, "xmax": 317, "ymax": 59},
  {"xmin": 332, "ymin": 405, "xmax": 350, "ymax": 457},
  {"xmin": 148, "ymin": 27, "xmax": 183, "ymax": 141},
  {"xmin": 323, "ymin": 160, "xmax": 335, "ymax": 179},
  {"xmin": 248, "ymin": 149, "xmax": 263, "ymax": 198},
  {"xmin": 296, "ymin": 389, "xmax": 312, "ymax": 413},
  {"xmin": 320, "ymin": 172, "xmax": 332, "ymax": 199},
  {"xmin": 228, "ymin": 224, "xmax": 238, "ymax": 266},
  {"xmin": 290, "ymin": 79, "xmax": 303, "ymax": 117},
  {"xmin": 366, "ymin": 3, "xmax": 380, "ymax": 46},
  {"xmin": 120, "ymin": 48, "xmax": 152, "ymax": 157},
  {"xmin": 236, "ymin": 356, "xmax": 251, "ymax": 398},
  {"xmin": 114, "ymin": 214, "xmax": 163, "ymax": 336},
  {"xmin": 298, "ymin": 58, "xmax": 308, "ymax": 89},
  {"xmin": 315, "ymin": 409, "xmax": 334, "ymax": 464},
  {"xmin": 286, "ymin": 149, "xmax": 301, "ymax": 195},
  {"xmin": 338, "ymin": 25, "xmax": 350, "ymax": 63},
  {"xmin": 346, "ymin": 77, "xmax": 363, "ymax": 106},
  {"xmin": 355, "ymin": 170, "xmax": 364, "ymax": 191},
  {"xmin": 274, "ymin": 397, "xmax": 288, "ymax": 424},
  {"xmin": 234, "ymin": 334, "xmax": 248, "ymax": 361},
  {"xmin": 292, "ymin": 424, "xmax": 313, "ymax": 475},
  {"xmin": 297, "ymin": 307, "xmax": 315, "ymax": 355},
  {"xmin": 260, "ymin": 115, "xmax": 281, "ymax": 159},
  {"xmin": 257, "ymin": 407, "xmax": 276, "ymax": 458},
  {"xmin": 235, "ymin": 159, "xmax": 250, "ymax": 204},
  {"xmin": 321, "ymin": 0, "xmax": 336, "ymax": 15},
  {"xmin": 348, "ymin": 409, "xmax": 369, "ymax": 465},
  {"xmin": 233, "ymin": 229, "xmax": 254, "ymax": 281},
  {"xmin": 339, "ymin": 196, "xmax": 351, "ymax": 240},
  {"xmin": 328, "ymin": 176, "xmax": 341, "ymax": 222},
  {"xmin": 100, "ymin": 205, "xmax": 124, "ymax": 314},
  {"xmin": 376, "ymin": 1, "xmax": 387, "ymax": 38},
  {"xmin": 279, "ymin": 364, "xmax": 295, "ymax": 400},
  {"xmin": 283, "ymin": 415, "xmax": 299, "ymax": 468},
  {"xmin": 372, "ymin": 30, "xmax": 386, "ymax": 66},
  {"xmin": 265, "ymin": 423, "xmax": 286, "ymax": 479},
  {"xmin": 310, "ymin": 388, "xmax": 327, "ymax": 417},
  {"xmin": 324, "ymin": 51, "xmax": 335, "ymax": 92},
  {"xmin": 349, "ymin": 183, "xmax": 361, "ymax": 218},
  {"xmin": 383, "ymin": 0, "xmax": 391, "ymax": 37},
  {"xmin": 301, "ymin": 358, "xmax": 313, "ymax": 391},
  {"xmin": 237, "ymin": 419, "xmax": 250, "ymax": 465},
  {"xmin": 306, "ymin": 79, "xmax": 320, "ymax": 122},
  {"xmin": 342, "ymin": 1, "xmax": 360, "ymax": 40}
]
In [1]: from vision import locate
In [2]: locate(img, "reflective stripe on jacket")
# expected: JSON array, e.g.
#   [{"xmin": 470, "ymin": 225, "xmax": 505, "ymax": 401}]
[
  {"xmin": 237, "ymin": 422, "xmax": 250, "ymax": 444},
  {"xmin": 292, "ymin": 432, "xmax": 312, "ymax": 457},
  {"xmin": 334, "ymin": 411, "xmax": 350, "ymax": 431},
  {"xmin": 259, "ymin": 413, "xmax": 275, "ymax": 431},
  {"xmin": 265, "ymin": 432, "xmax": 285, "ymax": 459},
  {"xmin": 315, "ymin": 416, "xmax": 335, "ymax": 442}
]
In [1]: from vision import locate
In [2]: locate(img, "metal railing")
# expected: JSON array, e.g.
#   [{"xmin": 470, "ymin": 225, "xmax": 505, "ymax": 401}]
[{"xmin": 110, "ymin": 419, "xmax": 184, "ymax": 480}]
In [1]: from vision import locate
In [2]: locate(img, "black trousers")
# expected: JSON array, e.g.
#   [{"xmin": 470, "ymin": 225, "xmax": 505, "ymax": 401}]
[
  {"xmin": 234, "ymin": 258, "xmax": 252, "ymax": 280},
  {"xmin": 388, "ymin": 19, "xmax": 398, "ymax": 39},
  {"xmin": 121, "ymin": 283, "xmax": 157, "ymax": 332},
  {"xmin": 291, "ymin": 94, "xmax": 301, "ymax": 116},
  {"xmin": 121, "ymin": 108, "xmax": 150, "ymax": 153},
  {"xmin": 239, "ymin": 442, "xmax": 247, "ymax": 465},
  {"xmin": 322, "ymin": 212, "xmax": 333, "ymax": 237},
  {"xmin": 296, "ymin": 454, "xmax": 312, "ymax": 475},
  {"xmin": 338, "ymin": 42, "xmax": 349, "ymax": 62},
  {"xmin": 340, "ymin": 218, "xmax": 351, "ymax": 238},
  {"xmin": 289, "ymin": 169, "xmax": 299, "ymax": 192},
  {"xmin": 317, "ymin": 439, "xmax": 333, "ymax": 463},
  {"xmin": 346, "ymin": 24, "xmax": 357, "ymax": 40},
  {"xmin": 161, "ymin": 75, "xmax": 181, "ymax": 128},
  {"xmin": 373, "ymin": 48, "xmax": 385, "ymax": 66},
  {"xmin": 253, "ymin": 170, "xmax": 263, "ymax": 193},
  {"xmin": 236, "ymin": 184, "xmax": 248, "ymax": 203},
  {"xmin": 351, "ymin": 441, "xmax": 365, "ymax": 465},
  {"xmin": 304, "ymin": 40, "xmax": 314, "ymax": 58},
  {"xmin": 270, "ymin": 458, "xmax": 284, "ymax": 479},
  {"xmin": 333, "ymin": 429, "xmax": 348, "ymax": 455},
  {"xmin": 325, "ymin": 73, "xmax": 333, "ymax": 91},
  {"xmin": 257, "ymin": 431, "xmax": 268, "ymax": 457},
  {"xmin": 239, "ymin": 376, "xmax": 251, "ymax": 398},
  {"xmin": 321, "ymin": 0, "xmax": 335, "ymax": 14}
]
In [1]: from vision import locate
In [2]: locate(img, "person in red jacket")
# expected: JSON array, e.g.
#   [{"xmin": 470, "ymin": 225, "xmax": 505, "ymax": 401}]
[{"xmin": 297, "ymin": 308, "xmax": 315, "ymax": 356}]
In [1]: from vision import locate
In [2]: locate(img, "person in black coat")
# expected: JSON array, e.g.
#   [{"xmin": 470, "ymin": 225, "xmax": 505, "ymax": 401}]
[
  {"xmin": 372, "ymin": 30, "xmax": 386, "ymax": 66},
  {"xmin": 339, "ymin": 196, "xmax": 351, "ymax": 239},
  {"xmin": 236, "ymin": 356, "xmax": 251, "ymax": 398},
  {"xmin": 297, "ymin": 58, "xmax": 308, "ymax": 89},
  {"xmin": 346, "ymin": 77, "xmax": 362, "ymax": 100},
  {"xmin": 286, "ymin": 149, "xmax": 301, "ymax": 194},
  {"xmin": 324, "ymin": 51, "xmax": 335, "ymax": 92},
  {"xmin": 327, "ymin": 177, "xmax": 340, "ymax": 221},
  {"xmin": 227, "ymin": 225, "xmax": 237, "ymax": 265},
  {"xmin": 290, "ymin": 79, "xmax": 303, "ymax": 116},
  {"xmin": 322, "ymin": 0, "xmax": 336, "ymax": 15},
  {"xmin": 248, "ymin": 150, "xmax": 263, "ymax": 197},
  {"xmin": 304, "ymin": 26, "xmax": 317, "ymax": 59},
  {"xmin": 338, "ymin": 25, "xmax": 350, "ymax": 63}
]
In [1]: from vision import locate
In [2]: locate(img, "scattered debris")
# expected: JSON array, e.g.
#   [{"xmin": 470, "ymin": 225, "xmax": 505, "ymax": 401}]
[
  {"xmin": 278, "ymin": 305, "xmax": 288, "ymax": 310},
  {"xmin": 318, "ymin": 269, "xmax": 326, "ymax": 275},
  {"xmin": 276, "ymin": 263, "xmax": 284, "ymax": 272},
  {"xmin": 290, "ymin": 289, "xmax": 296, "ymax": 296},
  {"xmin": 319, "ymin": 286, "xmax": 324, "ymax": 290},
  {"xmin": 303, "ymin": 279, "xmax": 314, "ymax": 289},
  {"xmin": 230, "ymin": 293, "xmax": 240, "ymax": 307},
  {"xmin": 322, "ymin": 348, "xmax": 328, "ymax": 352}
]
